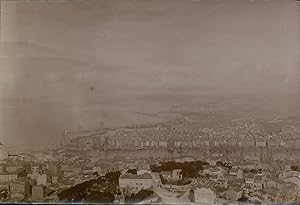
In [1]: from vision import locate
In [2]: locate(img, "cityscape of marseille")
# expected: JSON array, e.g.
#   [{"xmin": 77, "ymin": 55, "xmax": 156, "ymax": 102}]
[{"xmin": 0, "ymin": 0, "xmax": 299, "ymax": 204}]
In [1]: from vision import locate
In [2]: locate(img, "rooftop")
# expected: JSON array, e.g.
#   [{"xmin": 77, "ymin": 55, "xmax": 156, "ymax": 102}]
[
  {"xmin": 254, "ymin": 175, "xmax": 263, "ymax": 181},
  {"xmin": 195, "ymin": 187, "xmax": 214, "ymax": 194},
  {"xmin": 245, "ymin": 173, "xmax": 255, "ymax": 178},
  {"xmin": 0, "ymin": 171, "xmax": 18, "ymax": 175},
  {"xmin": 120, "ymin": 173, "xmax": 152, "ymax": 179},
  {"xmin": 208, "ymin": 167, "xmax": 220, "ymax": 172},
  {"xmin": 230, "ymin": 168, "xmax": 239, "ymax": 173}
]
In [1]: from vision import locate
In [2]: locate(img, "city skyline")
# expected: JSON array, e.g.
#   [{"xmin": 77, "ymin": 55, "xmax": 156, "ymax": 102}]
[
  {"xmin": 0, "ymin": 1, "xmax": 300, "ymax": 203},
  {"xmin": 0, "ymin": 0, "xmax": 299, "ymax": 148}
]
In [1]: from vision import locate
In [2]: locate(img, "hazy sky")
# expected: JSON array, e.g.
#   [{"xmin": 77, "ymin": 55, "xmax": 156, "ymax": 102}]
[{"xmin": 0, "ymin": 0, "xmax": 299, "ymax": 148}]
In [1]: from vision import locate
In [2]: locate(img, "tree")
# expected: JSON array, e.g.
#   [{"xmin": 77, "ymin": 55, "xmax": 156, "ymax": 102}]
[
  {"xmin": 0, "ymin": 189, "xmax": 8, "ymax": 200},
  {"xmin": 93, "ymin": 172, "xmax": 99, "ymax": 177},
  {"xmin": 127, "ymin": 169, "xmax": 137, "ymax": 175},
  {"xmin": 205, "ymin": 173, "xmax": 211, "ymax": 178},
  {"xmin": 17, "ymin": 169, "xmax": 27, "ymax": 178},
  {"xmin": 125, "ymin": 190, "xmax": 154, "ymax": 203},
  {"xmin": 86, "ymin": 190, "xmax": 115, "ymax": 203},
  {"xmin": 58, "ymin": 171, "xmax": 120, "ymax": 202},
  {"xmin": 105, "ymin": 171, "xmax": 121, "ymax": 183},
  {"xmin": 291, "ymin": 165, "xmax": 299, "ymax": 171},
  {"xmin": 159, "ymin": 174, "xmax": 167, "ymax": 184},
  {"xmin": 216, "ymin": 161, "xmax": 224, "ymax": 166},
  {"xmin": 137, "ymin": 190, "xmax": 154, "ymax": 200},
  {"xmin": 238, "ymin": 194, "xmax": 249, "ymax": 202},
  {"xmin": 215, "ymin": 186, "xmax": 227, "ymax": 193},
  {"xmin": 151, "ymin": 160, "xmax": 207, "ymax": 179}
]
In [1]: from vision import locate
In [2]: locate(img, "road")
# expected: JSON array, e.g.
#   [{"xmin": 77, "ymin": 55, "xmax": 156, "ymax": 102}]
[{"xmin": 152, "ymin": 173, "xmax": 191, "ymax": 204}]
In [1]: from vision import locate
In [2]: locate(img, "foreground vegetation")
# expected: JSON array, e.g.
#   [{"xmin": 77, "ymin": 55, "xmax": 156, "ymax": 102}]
[
  {"xmin": 57, "ymin": 171, "xmax": 121, "ymax": 203},
  {"xmin": 151, "ymin": 160, "xmax": 208, "ymax": 179}
]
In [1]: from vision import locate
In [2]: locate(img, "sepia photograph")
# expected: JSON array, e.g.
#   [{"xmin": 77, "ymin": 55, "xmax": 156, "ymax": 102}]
[{"xmin": 0, "ymin": 0, "xmax": 299, "ymax": 203}]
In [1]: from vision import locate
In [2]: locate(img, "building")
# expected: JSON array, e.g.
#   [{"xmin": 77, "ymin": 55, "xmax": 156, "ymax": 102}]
[
  {"xmin": 223, "ymin": 188, "xmax": 243, "ymax": 201},
  {"xmin": 191, "ymin": 187, "xmax": 216, "ymax": 204},
  {"xmin": 160, "ymin": 171, "xmax": 172, "ymax": 181},
  {"xmin": 137, "ymin": 170, "xmax": 151, "ymax": 175},
  {"xmin": 82, "ymin": 166, "xmax": 94, "ymax": 176},
  {"xmin": 279, "ymin": 168, "xmax": 294, "ymax": 180},
  {"xmin": 233, "ymin": 161, "xmax": 256, "ymax": 170},
  {"xmin": 51, "ymin": 175, "xmax": 59, "ymax": 184},
  {"xmin": 172, "ymin": 169, "xmax": 183, "ymax": 181},
  {"xmin": 204, "ymin": 167, "xmax": 223, "ymax": 178},
  {"xmin": 0, "ymin": 182, "xmax": 9, "ymax": 190},
  {"xmin": 47, "ymin": 164, "xmax": 57, "ymax": 175},
  {"xmin": 167, "ymin": 138, "xmax": 175, "ymax": 149},
  {"xmin": 217, "ymin": 179, "xmax": 228, "ymax": 188},
  {"xmin": 229, "ymin": 168, "xmax": 243, "ymax": 179},
  {"xmin": 244, "ymin": 173, "xmax": 255, "ymax": 189},
  {"xmin": 36, "ymin": 174, "xmax": 47, "ymax": 186},
  {"xmin": 31, "ymin": 165, "xmax": 39, "ymax": 174},
  {"xmin": 0, "ymin": 172, "xmax": 18, "ymax": 182},
  {"xmin": 32, "ymin": 185, "xmax": 44, "ymax": 201},
  {"xmin": 207, "ymin": 157, "xmax": 220, "ymax": 166},
  {"xmin": 254, "ymin": 175, "xmax": 265, "ymax": 190},
  {"xmin": 227, "ymin": 178, "xmax": 244, "ymax": 190},
  {"xmin": 175, "ymin": 156, "xmax": 195, "ymax": 163},
  {"xmin": 24, "ymin": 178, "xmax": 32, "ymax": 195},
  {"xmin": 92, "ymin": 166, "xmax": 101, "ymax": 174},
  {"xmin": 158, "ymin": 141, "xmax": 167, "ymax": 147},
  {"xmin": 256, "ymin": 142, "xmax": 267, "ymax": 147},
  {"xmin": 5, "ymin": 165, "xmax": 19, "ymax": 173},
  {"xmin": 119, "ymin": 173, "xmax": 153, "ymax": 194},
  {"xmin": 266, "ymin": 178, "xmax": 285, "ymax": 190},
  {"xmin": 9, "ymin": 180, "xmax": 25, "ymax": 195}
]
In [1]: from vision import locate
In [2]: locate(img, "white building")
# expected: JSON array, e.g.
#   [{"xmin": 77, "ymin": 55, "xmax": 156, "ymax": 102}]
[
  {"xmin": 244, "ymin": 173, "xmax": 255, "ymax": 188},
  {"xmin": 137, "ymin": 170, "xmax": 151, "ymax": 175},
  {"xmin": 172, "ymin": 169, "xmax": 183, "ymax": 181},
  {"xmin": 229, "ymin": 168, "xmax": 243, "ymax": 179},
  {"xmin": 36, "ymin": 173, "xmax": 47, "ymax": 186},
  {"xmin": 31, "ymin": 165, "xmax": 39, "ymax": 173},
  {"xmin": 158, "ymin": 141, "xmax": 167, "ymax": 147},
  {"xmin": 256, "ymin": 141, "xmax": 266, "ymax": 147},
  {"xmin": 144, "ymin": 141, "xmax": 150, "ymax": 147},
  {"xmin": 92, "ymin": 166, "xmax": 101, "ymax": 173},
  {"xmin": 175, "ymin": 156, "xmax": 195, "ymax": 163},
  {"xmin": 192, "ymin": 188, "xmax": 216, "ymax": 205},
  {"xmin": 0, "ymin": 172, "xmax": 17, "ymax": 182},
  {"xmin": 119, "ymin": 173, "xmax": 153, "ymax": 193}
]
